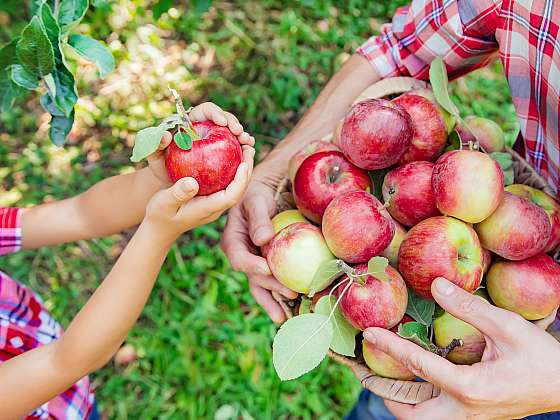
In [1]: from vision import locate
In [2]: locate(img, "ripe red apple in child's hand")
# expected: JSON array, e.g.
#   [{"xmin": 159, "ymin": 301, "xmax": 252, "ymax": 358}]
[
  {"xmin": 266, "ymin": 222, "xmax": 334, "ymax": 294},
  {"xmin": 398, "ymin": 216, "xmax": 483, "ymax": 299},
  {"xmin": 337, "ymin": 264, "xmax": 408, "ymax": 330},
  {"xmin": 474, "ymin": 192, "xmax": 551, "ymax": 260},
  {"xmin": 340, "ymin": 99, "xmax": 413, "ymax": 170},
  {"xmin": 392, "ymin": 94, "xmax": 448, "ymax": 163},
  {"xmin": 322, "ymin": 191, "xmax": 395, "ymax": 263},
  {"xmin": 293, "ymin": 151, "xmax": 372, "ymax": 223},
  {"xmin": 506, "ymin": 184, "xmax": 560, "ymax": 253},
  {"xmin": 164, "ymin": 120, "xmax": 242, "ymax": 196},
  {"xmin": 486, "ymin": 254, "xmax": 560, "ymax": 320},
  {"xmin": 432, "ymin": 150, "xmax": 504, "ymax": 223},
  {"xmin": 288, "ymin": 140, "xmax": 340, "ymax": 183},
  {"xmin": 382, "ymin": 161, "xmax": 440, "ymax": 227}
]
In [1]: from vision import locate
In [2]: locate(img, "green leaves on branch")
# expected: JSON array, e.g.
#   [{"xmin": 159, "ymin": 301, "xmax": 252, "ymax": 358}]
[
  {"xmin": 131, "ymin": 126, "xmax": 166, "ymax": 163},
  {"xmin": 314, "ymin": 295, "xmax": 359, "ymax": 356},
  {"xmin": 429, "ymin": 56, "xmax": 459, "ymax": 118},
  {"xmin": 405, "ymin": 288, "xmax": 435, "ymax": 326},
  {"xmin": 308, "ymin": 259, "xmax": 345, "ymax": 297},
  {"xmin": 366, "ymin": 256, "xmax": 389, "ymax": 282},
  {"xmin": 0, "ymin": 0, "xmax": 114, "ymax": 144}
]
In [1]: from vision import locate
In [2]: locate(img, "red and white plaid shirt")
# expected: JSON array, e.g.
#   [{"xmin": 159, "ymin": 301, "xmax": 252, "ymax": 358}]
[
  {"xmin": 0, "ymin": 208, "xmax": 95, "ymax": 419},
  {"xmin": 357, "ymin": 0, "xmax": 560, "ymax": 193}
]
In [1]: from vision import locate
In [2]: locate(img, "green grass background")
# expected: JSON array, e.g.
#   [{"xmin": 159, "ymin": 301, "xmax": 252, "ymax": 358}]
[{"xmin": 0, "ymin": 1, "xmax": 518, "ymax": 418}]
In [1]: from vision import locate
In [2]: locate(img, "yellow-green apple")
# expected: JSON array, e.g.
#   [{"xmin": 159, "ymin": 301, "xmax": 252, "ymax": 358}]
[
  {"xmin": 456, "ymin": 116, "xmax": 505, "ymax": 153},
  {"xmin": 403, "ymin": 88, "xmax": 455, "ymax": 133},
  {"xmin": 165, "ymin": 121, "xmax": 242, "ymax": 195},
  {"xmin": 486, "ymin": 254, "xmax": 560, "ymax": 320},
  {"xmin": 293, "ymin": 151, "xmax": 372, "ymax": 223},
  {"xmin": 288, "ymin": 140, "xmax": 340, "ymax": 183},
  {"xmin": 382, "ymin": 161, "xmax": 440, "ymax": 226},
  {"xmin": 336, "ymin": 264, "xmax": 408, "ymax": 330},
  {"xmin": 433, "ymin": 293, "xmax": 487, "ymax": 365},
  {"xmin": 432, "ymin": 150, "xmax": 504, "ymax": 223},
  {"xmin": 505, "ymin": 184, "xmax": 560, "ymax": 253},
  {"xmin": 266, "ymin": 222, "xmax": 335, "ymax": 294},
  {"xmin": 381, "ymin": 221, "xmax": 407, "ymax": 267},
  {"xmin": 322, "ymin": 191, "xmax": 395, "ymax": 263},
  {"xmin": 398, "ymin": 216, "xmax": 483, "ymax": 299},
  {"xmin": 362, "ymin": 315, "xmax": 416, "ymax": 380},
  {"xmin": 392, "ymin": 94, "xmax": 448, "ymax": 163},
  {"xmin": 474, "ymin": 192, "xmax": 551, "ymax": 260},
  {"xmin": 340, "ymin": 99, "xmax": 413, "ymax": 170},
  {"xmin": 482, "ymin": 249, "xmax": 492, "ymax": 274},
  {"xmin": 261, "ymin": 210, "xmax": 309, "ymax": 258}
]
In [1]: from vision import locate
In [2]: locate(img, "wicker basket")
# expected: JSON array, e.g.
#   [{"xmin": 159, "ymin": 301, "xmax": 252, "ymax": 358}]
[{"xmin": 271, "ymin": 77, "xmax": 559, "ymax": 405}]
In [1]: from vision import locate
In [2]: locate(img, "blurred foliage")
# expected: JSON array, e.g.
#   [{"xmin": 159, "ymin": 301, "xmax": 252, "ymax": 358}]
[{"xmin": 0, "ymin": 0, "xmax": 518, "ymax": 419}]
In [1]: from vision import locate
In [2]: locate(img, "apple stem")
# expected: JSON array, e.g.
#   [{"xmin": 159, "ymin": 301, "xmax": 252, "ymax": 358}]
[
  {"xmin": 168, "ymin": 86, "xmax": 201, "ymax": 141},
  {"xmin": 323, "ymin": 277, "xmax": 354, "ymax": 323},
  {"xmin": 328, "ymin": 165, "xmax": 342, "ymax": 183}
]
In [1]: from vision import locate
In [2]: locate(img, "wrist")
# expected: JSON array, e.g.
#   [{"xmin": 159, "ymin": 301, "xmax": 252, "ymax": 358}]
[{"xmin": 137, "ymin": 219, "xmax": 178, "ymax": 249}]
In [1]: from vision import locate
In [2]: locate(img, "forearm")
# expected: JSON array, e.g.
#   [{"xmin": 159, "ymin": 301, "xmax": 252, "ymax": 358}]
[
  {"xmin": 261, "ymin": 54, "xmax": 379, "ymax": 179},
  {"xmin": 22, "ymin": 167, "xmax": 166, "ymax": 248},
  {"xmin": 0, "ymin": 222, "xmax": 174, "ymax": 417}
]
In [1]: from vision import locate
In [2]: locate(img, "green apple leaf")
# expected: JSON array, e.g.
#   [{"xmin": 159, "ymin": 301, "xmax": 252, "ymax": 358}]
[
  {"xmin": 446, "ymin": 130, "xmax": 462, "ymax": 151},
  {"xmin": 10, "ymin": 64, "xmax": 38, "ymax": 90},
  {"xmin": 68, "ymin": 34, "xmax": 115, "ymax": 78},
  {"xmin": 174, "ymin": 130, "xmax": 193, "ymax": 150},
  {"xmin": 308, "ymin": 259, "xmax": 345, "ymax": 297},
  {"xmin": 272, "ymin": 313, "xmax": 333, "ymax": 381},
  {"xmin": 40, "ymin": 93, "xmax": 74, "ymax": 146},
  {"xmin": 366, "ymin": 256, "xmax": 389, "ymax": 282},
  {"xmin": 57, "ymin": 0, "xmax": 89, "ymax": 33},
  {"xmin": 397, "ymin": 321, "xmax": 433, "ymax": 351},
  {"xmin": 16, "ymin": 16, "xmax": 55, "ymax": 77},
  {"xmin": 405, "ymin": 288, "xmax": 435, "ymax": 326},
  {"xmin": 314, "ymin": 295, "xmax": 358, "ymax": 356},
  {"xmin": 429, "ymin": 56, "xmax": 460, "ymax": 118},
  {"xmin": 130, "ymin": 126, "xmax": 166, "ymax": 162}
]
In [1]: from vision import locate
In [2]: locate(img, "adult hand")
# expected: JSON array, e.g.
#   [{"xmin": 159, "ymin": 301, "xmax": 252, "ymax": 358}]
[
  {"xmin": 363, "ymin": 277, "xmax": 560, "ymax": 420},
  {"xmin": 221, "ymin": 161, "xmax": 298, "ymax": 323}
]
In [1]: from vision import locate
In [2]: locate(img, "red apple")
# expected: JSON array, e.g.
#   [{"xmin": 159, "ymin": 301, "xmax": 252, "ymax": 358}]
[
  {"xmin": 505, "ymin": 184, "xmax": 560, "ymax": 253},
  {"xmin": 381, "ymin": 221, "xmax": 407, "ymax": 267},
  {"xmin": 382, "ymin": 161, "xmax": 440, "ymax": 226},
  {"xmin": 392, "ymin": 94, "xmax": 448, "ymax": 163},
  {"xmin": 398, "ymin": 216, "xmax": 483, "ymax": 299},
  {"xmin": 432, "ymin": 150, "xmax": 504, "ymax": 223},
  {"xmin": 288, "ymin": 140, "xmax": 340, "ymax": 183},
  {"xmin": 322, "ymin": 191, "xmax": 395, "ymax": 263},
  {"xmin": 486, "ymin": 254, "xmax": 560, "ymax": 320},
  {"xmin": 402, "ymin": 88, "xmax": 455, "ymax": 133},
  {"xmin": 455, "ymin": 116, "xmax": 505, "ymax": 153},
  {"xmin": 293, "ymin": 151, "xmax": 372, "ymax": 223},
  {"xmin": 340, "ymin": 99, "xmax": 413, "ymax": 170},
  {"xmin": 266, "ymin": 222, "xmax": 335, "ymax": 294},
  {"xmin": 474, "ymin": 192, "xmax": 551, "ymax": 260},
  {"xmin": 165, "ymin": 121, "xmax": 242, "ymax": 195},
  {"xmin": 337, "ymin": 264, "xmax": 408, "ymax": 330}
]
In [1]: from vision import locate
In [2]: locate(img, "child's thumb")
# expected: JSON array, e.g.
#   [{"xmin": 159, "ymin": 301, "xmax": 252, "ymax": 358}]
[{"xmin": 168, "ymin": 177, "xmax": 199, "ymax": 205}]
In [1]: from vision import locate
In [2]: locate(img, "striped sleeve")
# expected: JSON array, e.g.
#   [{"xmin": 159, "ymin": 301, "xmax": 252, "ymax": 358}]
[
  {"xmin": 357, "ymin": 0, "xmax": 501, "ymax": 81},
  {"xmin": 0, "ymin": 208, "xmax": 22, "ymax": 255}
]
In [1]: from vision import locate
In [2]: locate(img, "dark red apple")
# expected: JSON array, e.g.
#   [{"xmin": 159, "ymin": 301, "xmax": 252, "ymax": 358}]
[
  {"xmin": 322, "ymin": 191, "xmax": 395, "ymax": 263},
  {"xmin": 293, "ymin": 151, "xmax": 372, "ymax": 223},
  {"xmin": 339, "ymin": 99, "xmax": 413, "ymax": 170},
  {"xmin": 392, "ymin": 94, "xmax": 448, "ymax": 163},
  {"xmin": 382, "ymin": 161, "xmax": 440, "ymax": 227},
  {"xmin": 288, "ymin": 140, "xmax": 340, "ymax": 183},
  {"xmin": 164, "ymin": 120, "xmax": 242, "ymax": 195},
  {"xmin": 398, "ymin": 216, "xmax": 483, "ymax": 299},
  {"xmin": 337, "ymin": 264, "xmax": 408, "ymax": 330}
]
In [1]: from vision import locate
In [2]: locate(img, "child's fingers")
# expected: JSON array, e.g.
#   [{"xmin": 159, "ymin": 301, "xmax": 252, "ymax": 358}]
[
  {"xmin": 158, "ymin": 131, "xmax": 173, "ymax": 150},
  {"xmin": 239, "ymin": 132, "xmax": 255, "ymax": 146},
  {"xmin": 223, "ymin": 111, "xmax": 244, "ymax": 135},
  {"xmin": 190, "ymin": 102, "xmax": 227, "ymax": 126},
  {"xmin": 241, "ymin": 145, "xmax": 255, "ymax": 176},
  {"xmin": 159, "ymin": 178, "xmax": 199, "ymax": 212}
]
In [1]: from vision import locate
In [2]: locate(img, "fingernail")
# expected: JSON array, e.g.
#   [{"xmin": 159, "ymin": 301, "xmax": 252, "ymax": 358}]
[
  {"xmin": 363, "ymin": 330, "xmax": 376, "ymax": 344},
  {"xmin": 434, "ymin": 277, "xmax": 454, "ymax": 296},
  {"xmin": 181, "ymin": 178, "xmax": 197, "ymax": 192}
]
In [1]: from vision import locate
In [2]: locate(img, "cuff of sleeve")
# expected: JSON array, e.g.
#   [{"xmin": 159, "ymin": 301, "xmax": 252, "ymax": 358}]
[
  {"xmin": 356, "ymin": 35, "xmax": 401, "ymax": 79},
  {"xmin": 0, "ymin": 208, "xmax": 23, "ymax": 256}
]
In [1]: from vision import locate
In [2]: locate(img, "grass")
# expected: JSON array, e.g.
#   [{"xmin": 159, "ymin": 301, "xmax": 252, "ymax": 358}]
[{"xmin": 0, "ymin": 1, "xmax": 518, "ymax": 418}]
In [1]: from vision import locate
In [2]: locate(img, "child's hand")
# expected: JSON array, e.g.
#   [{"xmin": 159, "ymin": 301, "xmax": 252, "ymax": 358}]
[
  {"xmin": 147, "ymin": 102, "xmax": 255, "ymax": 186},
  {"xmin": 144, "ymin": 145, "xmax": 254, "ymax": 241}
]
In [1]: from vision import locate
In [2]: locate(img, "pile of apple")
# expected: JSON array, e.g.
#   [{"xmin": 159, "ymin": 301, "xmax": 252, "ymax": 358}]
[{"xmin": 266, "ymin": 89, "xmax": 560, "ymax": 381}]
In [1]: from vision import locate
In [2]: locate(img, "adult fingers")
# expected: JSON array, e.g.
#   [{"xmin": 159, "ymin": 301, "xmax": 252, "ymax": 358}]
[
  {"xmin": 249, "ymin": 282, "xmax": 286, "ymax": 324},
  {"xmin": 190, "ymin": 102, "xmax": 227, "ymax": 125},
  {"xmin": 244, "ymin": 194, "xmax": 275, "ymax": 246},
  {"xmin": 431, "ymin": 277, "xmax": 525, "ymax": 342},
  {"xmin": 252, "ymin": 274, "xmax": 298, "ymax": 299},
  {"xmin": 363, "ymin": 328, "xmax": 466, "ymax": 395}
]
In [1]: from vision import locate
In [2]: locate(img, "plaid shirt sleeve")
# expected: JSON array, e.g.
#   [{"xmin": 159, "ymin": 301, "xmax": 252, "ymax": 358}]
[
  {"xmin": 357, "ymin": 0, "xmax": 501, "ymax": 81},
  {"xmin": 0, "ymin": 208, "xmax": 22, "ymax": 256}
]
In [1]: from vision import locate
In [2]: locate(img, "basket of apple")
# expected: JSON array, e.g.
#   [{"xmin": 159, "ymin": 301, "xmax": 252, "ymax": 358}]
[{"xmin": 266, "ymin": 58, "xmax": 560, "ymax": 404}]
